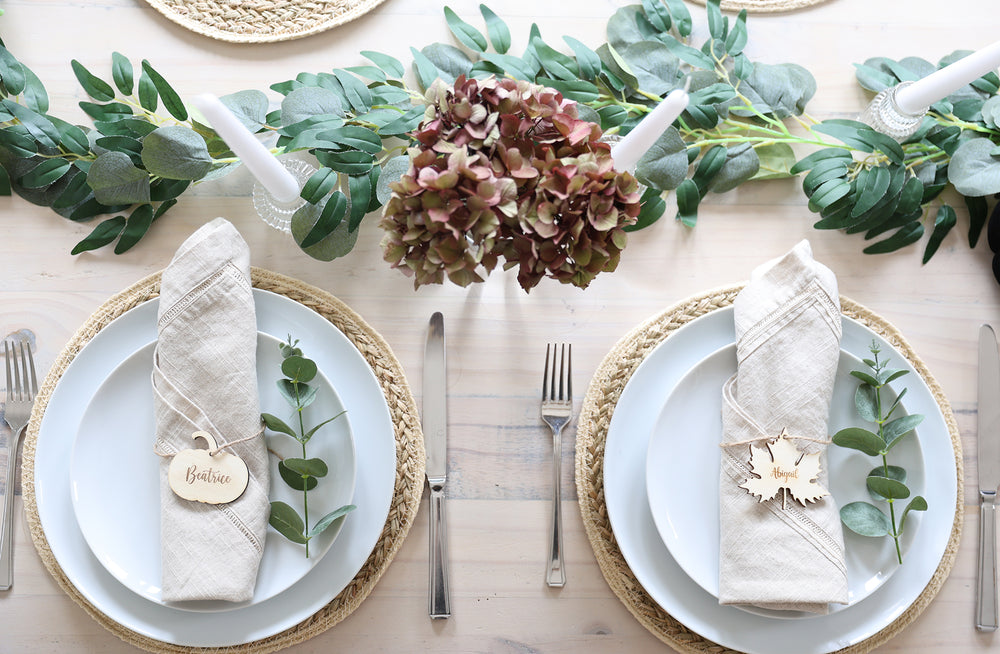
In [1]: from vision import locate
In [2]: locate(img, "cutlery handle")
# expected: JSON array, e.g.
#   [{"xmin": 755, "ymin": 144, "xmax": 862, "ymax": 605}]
[
  {"xmin": 546, "ymin": 425, "xmax": 566, "ymax": 588},
  {"xmin": 978, "ymin": 494, "xmax": 998, "ymax": 631},
  {"xmin": 428, "ymin": 482, "xmax": 451, "ymax": 618},
  {"xmin": 0, "ymin": 432, "xmax": 16, "ymax": 591}
]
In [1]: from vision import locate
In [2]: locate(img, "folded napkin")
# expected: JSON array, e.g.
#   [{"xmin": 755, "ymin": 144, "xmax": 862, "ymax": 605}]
[
  {"xmin": 718, "ymin": 240, "xmax": 848, "ymax": 614},
  {"xmin": 152, "ymin": 217, "xmax": 269, "ymax": 603}
]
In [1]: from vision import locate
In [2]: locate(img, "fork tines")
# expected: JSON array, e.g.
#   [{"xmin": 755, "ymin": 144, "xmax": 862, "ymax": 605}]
[
  {"xmin": 543, "ymin": 343, "xmax": 572, "ymax": 402},
  {"xmin": 5, "ymin": 340, "xmax": 38, "ymax": 403}
]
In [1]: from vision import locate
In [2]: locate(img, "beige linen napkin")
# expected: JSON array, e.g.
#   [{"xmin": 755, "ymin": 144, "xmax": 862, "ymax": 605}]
[
  {"xmin": 152, "ymin": 217, "xmax": 269, "ymax": 603},
  {"xmin": 718, "ymin": 240, "xmax": 848, "ymax": 613}
]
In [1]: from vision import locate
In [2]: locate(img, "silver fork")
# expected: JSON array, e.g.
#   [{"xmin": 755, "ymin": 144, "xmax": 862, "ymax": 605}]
[
  {"xmin": 2, "ymin": 340, "xmax": 38, "ymax": 591},
  {"xmin": 541, "ymin": 343, "xmax": 572, "ymax": 588}
]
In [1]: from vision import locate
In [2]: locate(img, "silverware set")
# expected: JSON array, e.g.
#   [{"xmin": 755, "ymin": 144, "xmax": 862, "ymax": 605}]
[
  {"xmin": 420, "ymin": 316, "xmax": 577, "ymax": 613},
  {"xmin": 1, "ymin": 339, "xmax": 38, "ymax": 591}
]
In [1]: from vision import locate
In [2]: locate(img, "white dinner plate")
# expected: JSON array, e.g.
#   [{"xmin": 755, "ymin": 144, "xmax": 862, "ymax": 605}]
[
  {"xmin": 646, "ymin": 344, "xmax": 921, "ymax": 618},
  {"xmin": 35, "ymin": 289, "xmax": 396, "ymax": 647},
  {"xmin": 70, "ymin": 332, "xmax": 357, "ymax": 611},
  {"xmin": 604, "ymin": 306, "xmax": 956, "ymax": 654}
]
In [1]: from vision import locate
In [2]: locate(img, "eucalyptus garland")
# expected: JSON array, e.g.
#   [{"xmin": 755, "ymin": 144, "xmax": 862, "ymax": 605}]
[{"xmin": 0, "ymin": 0, "xmax": 998, "ymax": 280}]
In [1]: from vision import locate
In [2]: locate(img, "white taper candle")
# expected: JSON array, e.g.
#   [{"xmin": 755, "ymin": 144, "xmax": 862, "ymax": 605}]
[
  {"xmin": 610, "ymin": 85, "xmax": 690, "ymax": 173},
  {"xmin": 895, "ymin": 40, "xmax": 1000, "ymax": 115},
  {"xmin": 191, "ymin": 93, "xmax": 301, "ymax": 204}
]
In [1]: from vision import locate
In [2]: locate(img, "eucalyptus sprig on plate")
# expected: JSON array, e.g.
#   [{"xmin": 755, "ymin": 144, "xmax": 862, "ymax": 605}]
[
  {"xmin": 832, "ymin": 342, "xmax": 927, "ymax": 564},
  {"xmin": 261, "ymin": 336, "xmax": 355, "ymax": 558}
]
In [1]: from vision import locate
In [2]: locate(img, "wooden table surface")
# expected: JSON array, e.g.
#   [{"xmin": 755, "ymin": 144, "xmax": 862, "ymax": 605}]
[{"xmin": 1, "ymin": 0, "xmax": 997, "ymax": 651}]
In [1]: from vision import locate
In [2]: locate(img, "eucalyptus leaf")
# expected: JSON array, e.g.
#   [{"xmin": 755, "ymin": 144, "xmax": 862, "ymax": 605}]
[
  {"xmin": 140, "ymin": 125, "xmax": 213, "ymax": 181},
  {"xmin": 283, "ymin": 457, "xmax": 329, "ymax": 478},
  {"xmin": 20, "ymin": 158, "xmax": 70, "ymax": 189},
  {"xmin": 376, "ymin": 155, "xmax": 412, "ymax": 204},
  {"xmin": 564, "ymin": 36, "xmax": 602, "ymax": 80},
  {"xmin": 88, "ymin": 151, "xmax": 150, "ymax": 204},
  {"xmin": 840, "ymin": 501, "xmax": 891, "ymax": 537},
  {"xmin": 444, "ymin": 6, "xmax": 488, "ymax": 52},
  {"xmin": 705, "ymin": 143, "xmax": 759, "ymax": 192},
  {"xmin": 280, "ymin": 86, "xmax": 345, "ymax": 127},
  {"xmin": 619, "ymin": 41, "xmax": 681, "ymax": 96},
  {"xmin": 900, "ymin": 496, "xmax": 928, "ymax": 532},
  {"xmin": 0, "ymin": 46, "xmax": 26, "ymax": 95},
  {"xmin": 863, "ymin": 221, "xmax": 924, "ymax": 254},
  {"xmin": 307, "ymin": 505, "xmax": 357, "ymax": 538},
  {"xmin": 854, "ymin": 384, "xmax": 879, "ymax": 423},
  {"xmin": 281, "ymin": 355, "xmax": 318, "ymax": 383},
  {"xmin": 361, "ymin": 50, "xmax": 405, "ymax": 78},
  {"xmin": 262, "ymin": 412, "xmax": 297, "ymax": 438},
  {"xmin": 268, "ymin": 501, "xmax": 307, "ymax": 543},
  {"xmin": 634, "ymin": 126, "xmax": 688, "ymax": 190},
  {"xmin": 866, "ymin": 475, "xmax": 910, "ymax": 500},
  {"xmin": 923, "ymin": 204, "xmax": 957, "ymax": 264},
  {"xmin": 291, "ymin": 196, "xmax": 360, "ymax": 261},
  {"xmin": 302, "ymin": 411, "xmax": 347, "ymax": 442},
  {"xmin": 111, "ymin": 52, "xmax": 134, "ymax": 96},
  {"xmin": 220, "ymin": 90, "xmax": 268, "ymax": 130},
  {"xmin": 832, "ymin": 427, "xmax": 884, "ymax": 456},
  {"xmin": 140, "ymin": 60, "xmax": 187, "ymax": 120},
  {"xmin": 675, "ymin": 178, "xmax": 701, "ymax": 227},
  {"xmin": 948, "ymin": 137, "xmax": 1000, "ymax": 196},
  {"xmin": 480, "ymin": 5, "xmax": 511, "ymax": 54},
  {"xmin": 71, "ymin": 59, "xmax": 115, "ymax": 102},
  {"xmin": 347, "ymin": 172, "xmax": 373, "ymax": 228},
  {"xmin": 420, "ymin": 43, "xmax": 475, "ymax": 84},
  {"xmin": 882, "ymin": 414, "xmax": 924, "ymax": 450},
  {"xmin": 70, "ymin": 215, "xmax": 126, "ymax": 255},
  {"xmin": 114, "ymin": 203, "xmax": 154, "ymax": 254},
  {"xmin": 21, "ymin": 66, "xmax": 48, "ymax": 114},
  {"xmin": 606, "ymin": 6, "xmax": 645, "ymax": 51},
  {"xmin": 738, "ymin": 63, "xmax": 815, "ymax": 118},
  {"xmin": 278, "ymin": 460, "xmax": 318, "ymax": 491}
]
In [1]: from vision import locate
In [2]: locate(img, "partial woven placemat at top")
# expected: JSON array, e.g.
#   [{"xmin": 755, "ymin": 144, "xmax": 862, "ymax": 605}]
[
  {"xmin": 143, "ymin": 0, "xmax": 391, "ymax": 43},
  {"xmin": 688, "ymin": 0, "xmax": 831, "ymax": 11},
  {"xmin": 574, "ymin": 285, "xmax": 963, "ymax": 654},
  {"xmin": 21, "ymin": 267, "xmax": 425, "ymax": 653}
]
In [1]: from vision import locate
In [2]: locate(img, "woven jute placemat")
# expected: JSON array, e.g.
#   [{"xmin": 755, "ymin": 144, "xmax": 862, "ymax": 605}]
[
  {"xmin": 574, "ymin": 285, "xmax": 963, "ymax": 654},
  {"xmin": 688, "ymin": 0, "xmax": 831, "ymax": 11},
  {"xmin": 142, "ymin": 0, "xmax": 390, "ymax": 43},
  {"xmin": 21, "ymin": 267, "xmax": 425, "ymax": 653}
]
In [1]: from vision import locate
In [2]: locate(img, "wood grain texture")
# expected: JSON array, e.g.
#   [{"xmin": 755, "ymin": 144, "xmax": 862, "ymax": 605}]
[{"xmin": 1, "ymin": 0, "xmax": 998, "ymax": 651}]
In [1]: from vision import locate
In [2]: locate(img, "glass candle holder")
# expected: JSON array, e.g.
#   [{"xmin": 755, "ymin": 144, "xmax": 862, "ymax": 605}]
[
  {"xmin": 858, "ymin": 81, "xmax": 927, "ymax": 141},
  {"xmin": 252, "ymin": 159, "xmax": 317, "ymax": 234}
]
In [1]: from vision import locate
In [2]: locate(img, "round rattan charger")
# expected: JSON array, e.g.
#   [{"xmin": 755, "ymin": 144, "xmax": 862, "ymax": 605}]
[
  {"xmin": 574, "ymin": 285, "xmax": 963, "ymax": 654},
  {"xmin": 21, "ymin": 267, "xmax": 425, "ymax": 654},
  {"xmin": 142, "ymin": 0, "xmax": 389, "ymax": 43},
  {"xmin": 687, "ymin": 0, "xmax": 832, "ymax": 11}
]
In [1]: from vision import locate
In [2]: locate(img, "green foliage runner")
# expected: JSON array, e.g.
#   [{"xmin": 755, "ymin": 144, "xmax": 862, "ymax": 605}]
[{"xmin": 0, "ymin": 0, "xmax": 998, "ymax": 273}]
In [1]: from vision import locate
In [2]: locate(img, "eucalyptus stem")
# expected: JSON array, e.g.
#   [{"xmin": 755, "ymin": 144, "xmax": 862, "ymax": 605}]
[
  {"xmin": 870, "ymin": 350, "xmax": 903, "ymax": 564},
  {"xmin": 293, "ymin": 379, "xmax": 311, "ymax": 558}
]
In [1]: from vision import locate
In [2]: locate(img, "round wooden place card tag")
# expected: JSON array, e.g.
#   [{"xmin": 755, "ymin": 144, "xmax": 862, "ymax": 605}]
[{"xmin": 168, "ymin": 431, "xmax": 250, "ymax": 504}]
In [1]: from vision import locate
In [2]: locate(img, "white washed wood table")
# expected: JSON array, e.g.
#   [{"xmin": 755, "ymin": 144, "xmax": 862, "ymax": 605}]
[{"xmin": 0, "ymin": 0, "xmax": 996, "ymax": 651}]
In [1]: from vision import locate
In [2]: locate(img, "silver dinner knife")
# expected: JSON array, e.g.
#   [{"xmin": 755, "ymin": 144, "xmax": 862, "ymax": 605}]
[
  {"xmin": 978, "ymin": 323, "xmax": 1000, "ymax": 631},
  {"xmin": 424, "ymin": 312, "xmax": 451, "ymax": 619}
]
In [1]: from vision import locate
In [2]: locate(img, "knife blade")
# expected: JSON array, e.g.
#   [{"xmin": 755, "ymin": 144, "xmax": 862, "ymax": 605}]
[
  {"xmin": 424, "ymin": 311, "xmax": 451, "ymax": 619},
  {"xmin": 977, "ymin": 323, "xmax": 1000, "ymax": 631}
]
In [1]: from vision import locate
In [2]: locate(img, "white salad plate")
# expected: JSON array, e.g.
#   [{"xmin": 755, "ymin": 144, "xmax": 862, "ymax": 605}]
[
  {"xmin": 69, "ymin": 332, "xmax": 357, "ymax": 611},
  {"xmin": 604, "ymin": 305, "xmax": 957, "ymax": 654},
  {"xmin": 34, "ymin": 289, "xmax": 396, "ymax": 647},
  {"xmin": 646, "ymin": 344, "xmax": 921, "ymax": 618}
]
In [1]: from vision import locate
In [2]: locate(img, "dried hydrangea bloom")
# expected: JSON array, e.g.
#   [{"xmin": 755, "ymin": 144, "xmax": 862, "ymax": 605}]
[{"xmin": 380, "ymin": 75, "xmax": 641, "ymax": 291}]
